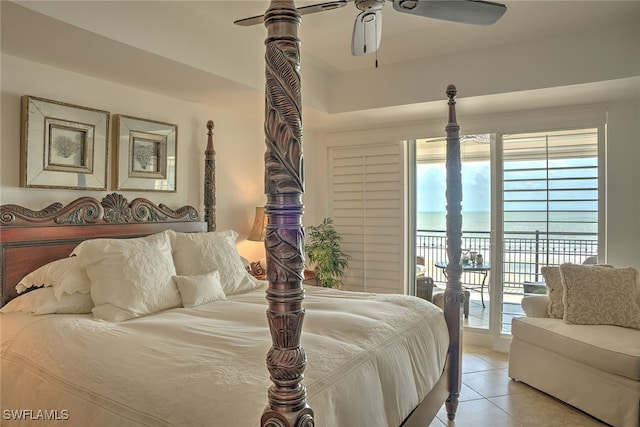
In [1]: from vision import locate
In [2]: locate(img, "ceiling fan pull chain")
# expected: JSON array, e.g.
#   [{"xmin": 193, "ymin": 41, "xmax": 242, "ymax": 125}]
[{"xmin": 375, "ymin": 15, "xmax": 379, "ymax": 68}]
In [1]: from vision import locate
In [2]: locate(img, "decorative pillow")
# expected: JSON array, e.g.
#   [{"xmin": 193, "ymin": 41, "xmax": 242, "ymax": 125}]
[
  {"xmin": 560, "ymin": 263, "xmax": 640, "ymax": 329},
  {"xmin": 0, "ymin": 287, "xmax": 93, "ymax": 315},
  {"xmin": 168, "ymin": 230, "xmax": 259, "ymax": 296},
  {"xmin": 72, "ymin": 231, "xmax": 181, "ymax": 321},
  {"xmin": 173, "ymin": 270, "xmax": 226, "ymax": 308},
  {"xmin": 541, "ymin": 266, "xmax": 563, "ymax": 319},
  {"xmin": 16, "ymin": 256, "xmax": 91, "ymax": 299}
]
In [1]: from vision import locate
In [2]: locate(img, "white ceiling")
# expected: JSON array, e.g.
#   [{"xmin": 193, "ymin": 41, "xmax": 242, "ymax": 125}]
[
  {"xmin": 2, "ymin": 1, "xmax": 640, "ymax": 131},
  {"xmin": 221, "ymin": 0, "xmax": 640, "ymax": 72}
]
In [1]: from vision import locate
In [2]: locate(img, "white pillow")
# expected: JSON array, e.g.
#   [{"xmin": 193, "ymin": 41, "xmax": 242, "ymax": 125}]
[
  {"xmin": 0, "ymin": 287, "xmax": 94, "ymax": 315},
  {"xmin": 72, "ymin": 231, "xmax": 181, "ymax": 321},
  {"xmin": 173, "ymin": 270, "xmax": 226, "ymax": 308},
  {"xmin": 168, "ymin": 230, "xmax": 259, "ymax": 296},
  {"xmin": 16, "ymin": 256, "xmax": 91, "ymax": 299}
]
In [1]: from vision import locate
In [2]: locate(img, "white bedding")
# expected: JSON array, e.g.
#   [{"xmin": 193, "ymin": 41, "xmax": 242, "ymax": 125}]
[{"xmin": 1, "ymin": 285, "xmax": 448, "ymax": 427}]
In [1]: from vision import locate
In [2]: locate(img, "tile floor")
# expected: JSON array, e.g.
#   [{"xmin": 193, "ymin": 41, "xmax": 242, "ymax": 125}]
[{"xmin": 428, "ymin": 344, "xmax": 610, "ymax": 426}]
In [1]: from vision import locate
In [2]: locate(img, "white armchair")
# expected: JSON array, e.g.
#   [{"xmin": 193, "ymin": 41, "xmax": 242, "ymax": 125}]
[{"xmin": 510, "ymin": 269, "xmax": 640, "ymax": 427}]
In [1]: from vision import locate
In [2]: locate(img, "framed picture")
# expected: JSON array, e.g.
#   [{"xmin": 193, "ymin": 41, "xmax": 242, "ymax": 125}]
[
  {"xmin": 20, "ymin": 96, "xmax": 109, "ymax": 190},
  {"xmin": 114, "ymin": 115, "xmax": 177, "ymax": 192}
]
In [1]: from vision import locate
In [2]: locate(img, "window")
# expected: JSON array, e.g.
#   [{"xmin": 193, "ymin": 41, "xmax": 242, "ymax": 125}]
[{"xmin": 500, "ymin": 128, "xmax": 599, "ymax": 332}]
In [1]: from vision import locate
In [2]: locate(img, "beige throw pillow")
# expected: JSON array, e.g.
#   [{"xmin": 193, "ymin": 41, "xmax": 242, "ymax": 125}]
[
  {"xmin": 560, "ymin": 263, "xmax": 640, "ymax": 329},
  {"xmin": 173, "ymin": 270, "xmax": 226, "ymax": 308},
  {"xmin": 541, "ymin": 266, "xmax": 563, "ymax": 319}
]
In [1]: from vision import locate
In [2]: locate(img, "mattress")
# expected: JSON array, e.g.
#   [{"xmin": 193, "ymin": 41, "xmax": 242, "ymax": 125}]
[{"xmin": 1, "ymin": 285, "xmax": 448, "ymax": 427}]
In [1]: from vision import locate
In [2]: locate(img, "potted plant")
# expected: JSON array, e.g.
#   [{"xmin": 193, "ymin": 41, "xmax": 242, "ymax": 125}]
[{"xmin": 305, "ymin": 217, "xmax": 350, "ymax": 288}]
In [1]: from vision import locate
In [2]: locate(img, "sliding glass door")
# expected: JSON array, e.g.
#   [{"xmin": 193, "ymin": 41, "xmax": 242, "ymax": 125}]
[{"xmin": 415, "ymin": 127, "xmax": 601, "ymax": 335}]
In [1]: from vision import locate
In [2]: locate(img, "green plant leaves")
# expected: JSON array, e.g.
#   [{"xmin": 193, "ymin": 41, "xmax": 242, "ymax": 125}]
[{"xmin": 304, "ymin": 218, "xmax": 350, "ymax": 288}]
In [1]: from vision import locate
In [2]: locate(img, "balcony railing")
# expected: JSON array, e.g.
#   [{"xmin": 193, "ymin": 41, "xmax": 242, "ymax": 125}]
[{"xmin": 416, "ymin": 229, "xmax": 598, "ymax": 294}]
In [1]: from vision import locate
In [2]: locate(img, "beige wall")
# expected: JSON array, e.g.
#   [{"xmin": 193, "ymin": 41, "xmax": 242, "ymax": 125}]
[
  {"xmin": 605, "ymin": 98, "xmax": 640, "ymax": 267},
  {"xmin": 0, "ymin": 54, "xmax": 268, "ymax": 262}
]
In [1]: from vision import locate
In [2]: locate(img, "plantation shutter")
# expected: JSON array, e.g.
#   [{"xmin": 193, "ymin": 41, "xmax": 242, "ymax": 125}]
[{"xmin": 328, "ymin": 142, "xmax": 406, "ymax": 294}]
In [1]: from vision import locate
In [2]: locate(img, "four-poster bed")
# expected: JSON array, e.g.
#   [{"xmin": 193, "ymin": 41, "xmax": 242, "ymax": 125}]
[
  {"xmin": 0, "ymin": 1, "xmax": 465, "ymax": 425},
  {"xmin": 0, "ymin": 190, "xmax": 453, "ymax": 426}
]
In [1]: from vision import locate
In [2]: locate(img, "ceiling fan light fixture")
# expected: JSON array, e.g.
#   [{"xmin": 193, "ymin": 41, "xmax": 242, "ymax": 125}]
[{"xmin": 352, "ymin": 10, "xmax": 383, "ymax": 56}]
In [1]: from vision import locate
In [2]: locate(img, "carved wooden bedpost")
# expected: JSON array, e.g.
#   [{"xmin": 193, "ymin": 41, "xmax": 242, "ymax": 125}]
[
  {"xmin": 444, "ymin": 84, "xmax": 463, "ymax": 420},
  {"xmin": 261, "ymin": 1, "xmax": 313, "ymax": 427},
  {"xmin": 204, "ymin": 120, "xmax": 216, "ymax": 232}
]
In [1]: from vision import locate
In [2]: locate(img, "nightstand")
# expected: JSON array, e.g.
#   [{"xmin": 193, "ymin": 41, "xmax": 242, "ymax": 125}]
[{"xmin": 302, "ymin": 269, "xmax": 319, "ymax": 286}]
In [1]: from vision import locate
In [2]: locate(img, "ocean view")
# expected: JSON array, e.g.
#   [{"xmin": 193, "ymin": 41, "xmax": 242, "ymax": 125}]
[
  {"xmin": 418, "ymin": 211, "xmax": 598, "ymax": 239},
  {"xmin": 418, "ymin": 211, "xmax": 489, "ymax": 233}
]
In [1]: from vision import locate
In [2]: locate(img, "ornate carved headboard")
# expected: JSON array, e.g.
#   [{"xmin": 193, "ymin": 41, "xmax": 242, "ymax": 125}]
[{"xmin": 0, "ymin": 193, "xmax": 208, "ymax": 306}]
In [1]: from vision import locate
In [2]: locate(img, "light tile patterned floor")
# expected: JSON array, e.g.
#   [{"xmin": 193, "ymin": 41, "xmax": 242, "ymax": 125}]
[{"xmin": 428, "ymin": 344, "xmax": 610, "ymax": 427}]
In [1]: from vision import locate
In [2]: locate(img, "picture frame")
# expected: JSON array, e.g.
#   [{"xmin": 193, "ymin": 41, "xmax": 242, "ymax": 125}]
[
  {"xmin": 114, "ymin": 115, "xmax": 177, "ymax": 192},
  {"xmin": 20, "ymin": 96, "xmax": 110, "ymax": 190}
]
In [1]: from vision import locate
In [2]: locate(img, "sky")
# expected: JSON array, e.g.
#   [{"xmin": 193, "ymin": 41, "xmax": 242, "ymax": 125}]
[
  {"xmin": 417, "ymin": 161, "xmax": 491, "ymax": 213},
  {"xmin": 417, "ymin": 157, "xmax": 597, "ymax": 214}
]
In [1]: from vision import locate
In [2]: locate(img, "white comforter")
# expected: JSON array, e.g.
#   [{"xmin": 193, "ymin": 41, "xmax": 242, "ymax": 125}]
[{"xmin": 1, "ymin": 285, "xmax": 448, "ymax": 427}]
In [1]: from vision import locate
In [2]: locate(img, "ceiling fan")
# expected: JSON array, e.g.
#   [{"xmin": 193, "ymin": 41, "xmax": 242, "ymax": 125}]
[{"xmin": 234, "ymin": 0, "xmax": 507, "ymax": 57}]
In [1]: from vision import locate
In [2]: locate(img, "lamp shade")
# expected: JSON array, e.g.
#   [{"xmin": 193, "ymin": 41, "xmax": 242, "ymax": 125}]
[{"xmin": 247, "ymin": 207, "xmax": 267, "ymax": 241}]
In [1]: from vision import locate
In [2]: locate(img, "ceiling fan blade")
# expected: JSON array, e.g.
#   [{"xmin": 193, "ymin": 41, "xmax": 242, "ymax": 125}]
[
  {"xmin": 299, "ymin": 0, "xmax": 350, "ymax": 15},
  {"xmin": 234, "ymin": 14, "xmax": 264, "ymax": 27},
  {"xmin": 352, "ymin": 10, "xmax": 382, "ymax": 56},
  {"xmin": 234, "ymin": 0, "xmax": 349, "ymax": 26},
  {"xmin": 392, "ymin": 0, "xmax": 506, "ymax": 26}
]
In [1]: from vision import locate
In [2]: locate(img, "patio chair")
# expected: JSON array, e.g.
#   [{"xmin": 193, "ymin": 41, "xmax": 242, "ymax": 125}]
[{"xmin": 417, "ymin": 276, "xmax": 470, "ymax": 318}]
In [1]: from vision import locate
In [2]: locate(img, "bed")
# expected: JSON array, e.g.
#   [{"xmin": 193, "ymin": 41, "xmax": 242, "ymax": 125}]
[
  {"xmin": 0, "ymin": 2, "xmax": 466, "ymax": 426},
  {"xmin": 0, "ymin": 194, "xmax": 454, "ymax": 427}
]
